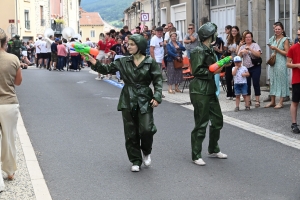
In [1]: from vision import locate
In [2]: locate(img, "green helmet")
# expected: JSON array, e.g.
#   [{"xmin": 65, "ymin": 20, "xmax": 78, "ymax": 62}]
[
  {"xmin": 14, "ymin": 34, "xmax": 20, "ymax": 39},
  {"xmin": 198, "ymin": 22, "xmax": 217, "ymax": 42},
  {"xmin": 129, "ymin": 34, "xmax": 147, "ymax": 55}
]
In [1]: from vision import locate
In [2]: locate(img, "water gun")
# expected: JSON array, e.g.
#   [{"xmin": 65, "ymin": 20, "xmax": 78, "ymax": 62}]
[
  {"xmin": 8, "ymin": 41, "xmax": 13, "ymax": 45},
  {"xmin": 71, "ymin": 42, "xmax": 99, "ymax": 60},
  {"xmin": 209, "ymin": 56, "xmax": 232, "ymax": 72}
]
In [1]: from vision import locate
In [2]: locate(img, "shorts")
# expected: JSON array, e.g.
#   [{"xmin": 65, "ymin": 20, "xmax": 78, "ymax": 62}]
[
  {"xmin": 234, "ymin": 83, "xmax": 248, "ymax": 96},
  {"xmin": 22, "ymin": 51, "xmax": 27, "ymax": 57},
  {"xmin": 51, "ymin": 52, "xmax": 58, "ymax": 62},
  {"xmin": 292, "ymin": 83, "xmax": 300, "ymax": 102},
  {"xmin": 40, "ymin": 53, "xmax": 48, "ymax": 59},
  {"xmin": 96, "ymin": 50, "xmax": 105, "ymax": 60}
]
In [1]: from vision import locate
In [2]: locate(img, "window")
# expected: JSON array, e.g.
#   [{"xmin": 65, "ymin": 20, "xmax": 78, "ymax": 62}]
[
  {"xmin": 40, "ymin": 6, "xmax": 44, "ymax": 26},
  {"xmin": 91, "ymin": 30, "xmax": 95, "ymax": 38},
  {"xmin": 211, "ymin": 0, "xmax": 235, "ymax": 6},
  {"xmin": 24, "ymin": 10, "xmax": 30, "ymax": 29}
]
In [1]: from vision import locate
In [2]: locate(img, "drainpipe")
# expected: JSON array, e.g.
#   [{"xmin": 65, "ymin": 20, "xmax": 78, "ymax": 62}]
[
  {"xmin": 298, "ymin": 0, "xmax": 300, "ymax": 22},
  {"xmin": 192, "ymin": 0, "xmax": 195, "ymax": 24},
  {"xmin": 16, "ymin": 0, "xmax": 18, "ymax": 35},
  {"xmin": 151, "ymin": 0, "xmax": 155, "ymax": 27}
]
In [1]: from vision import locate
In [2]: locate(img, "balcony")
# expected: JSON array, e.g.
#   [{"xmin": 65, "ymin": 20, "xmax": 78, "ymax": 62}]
[
  {"xmin": 25, "ymin": 20, "xmax": 30, "ymax": 30},
  {"xmin": 51, "ymin": 22, "xmax": 64, "ymax": 34}
]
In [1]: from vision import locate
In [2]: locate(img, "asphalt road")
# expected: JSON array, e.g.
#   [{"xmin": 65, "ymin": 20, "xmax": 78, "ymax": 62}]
[{"xmin": 16, "ymin": 68, "xmax": 300, "ymax": 200}]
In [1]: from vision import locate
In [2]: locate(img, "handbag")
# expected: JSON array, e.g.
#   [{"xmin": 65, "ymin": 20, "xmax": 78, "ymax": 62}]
[
  {"xmin": 173, "ymin": 58, "xmax": 183, "ymax": 69},
  {"xmin": 266, "ymin": 37, "xmax": 283, "ymax": 66},
  {"xmin": 250, "ymin": 56, "xmax": 262, "ymax": 66}
]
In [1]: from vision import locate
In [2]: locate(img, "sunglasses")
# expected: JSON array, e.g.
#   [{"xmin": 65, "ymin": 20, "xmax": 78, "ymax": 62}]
[
  {"xmin": 188, "ymin": 28, "xmax": 193, "ymax": 30},
  {"xmin": 297, "ymin": 34, "xmax": 300, "ymax": 36}
]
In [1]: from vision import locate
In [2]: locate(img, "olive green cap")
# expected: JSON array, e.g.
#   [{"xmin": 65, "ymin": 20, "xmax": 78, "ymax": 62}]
[{"xmin": 198, "ymin": 22, "xmax": 217, "ymax": 42}]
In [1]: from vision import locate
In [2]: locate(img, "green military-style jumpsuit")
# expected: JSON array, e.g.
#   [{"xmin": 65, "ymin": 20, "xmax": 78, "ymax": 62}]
[
  {"xmin": 91, "ymin": 56, "xmax": 163, "ymax": 166},
  {"xmin": 189, "ymin": 43, "xmax": 223, "ymax": 161}
]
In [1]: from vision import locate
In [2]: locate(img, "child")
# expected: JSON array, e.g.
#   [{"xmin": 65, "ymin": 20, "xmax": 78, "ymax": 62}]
[{"xmin": 232, "ymin": 56, "xmax": 250, "ymax": 111}]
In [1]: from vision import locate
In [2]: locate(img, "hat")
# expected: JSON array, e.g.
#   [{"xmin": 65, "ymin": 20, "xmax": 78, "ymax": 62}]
[
  {"xmin": 155, "ymin": 26, "xmax": 163, "ymax": 31},
  {"xmin": 38, "ymin": 35, "xmax": 42, "ymax": 39},
  {"xmin": 234, "ymin": 56, "xmax": 242, "ymax": 62},
  {"xmin": 55, "ymin": 38, "xmax": 60, "ymax": 42}
]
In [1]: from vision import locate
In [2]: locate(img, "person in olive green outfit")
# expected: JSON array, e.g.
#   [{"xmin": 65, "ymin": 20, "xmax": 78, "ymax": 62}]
[
  {"xmin": 88, "ymin": 34, "xmax": 163, "ymax": 172},
  {"xmin": 190, "ymin": 22, "xmax": 227, "ymax": 166},
  {"xmin": 11, "ymin": 35, "xmax": 21, "ymax": 59}
]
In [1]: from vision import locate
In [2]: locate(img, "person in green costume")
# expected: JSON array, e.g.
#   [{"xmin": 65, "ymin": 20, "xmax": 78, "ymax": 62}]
[
  {"xmin": 87, "ymin": 34, "xmax": 163, "ymax": 172},
  {"xmin": 11, "ymin": 35, "xmax": 21, "ymax": 59},
  {"xmin": 190, "ymin": 22, "xmax": 227, "ymax": 166}
]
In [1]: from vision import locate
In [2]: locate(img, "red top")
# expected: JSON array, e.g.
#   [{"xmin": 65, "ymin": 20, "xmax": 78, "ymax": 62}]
[
  {"xmin": 104, "ymin": 38, "xmax": 116, "ymax": 53},
  {"xmin": 57, "ymin": 44, "xmax": 67, "ymax": 57},
  {"xmin": 287, "ymin": 43, "xmax": 300, "ymax": 84},
  {"xmin": 97, "ymin": 40, "xmax": 106, "ymax": 51}
]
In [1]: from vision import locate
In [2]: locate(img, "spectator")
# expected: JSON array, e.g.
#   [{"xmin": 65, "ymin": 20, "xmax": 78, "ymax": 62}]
[
  {"xmin": 143, "ymin": 25, "xmax": 151, "ymax": 37},
  {"xmin": 164, "ymin": 22, "xmax": 183, "ymax": 45},
  {"xmin": 40, "ymin": 38, "xmax": 48, "ymax": 69},
  {"xmin": 96, "ymin": 33, "xmax": 106, "ymax": 79},
  {"xmin": 166, "ymin": 32, "xmax": 185, "ymax": 93},
  {"xmin": 212, "ymin": 36, "xmax": 224, "ymax": 60},
  {"xmin": 88, "ymin": 34, "xmax": 162, "ymax": 172},
  {"xmin": 69, "ymin": 38, "xmax": 80, "ymax": 71},
  {"xmin": 0, "ymin": 28, "xmax": 22, "ymax": 191},
  {"xmin": 122, "ymin": 25, "xmax": 131, "ymax": 40},
  {"xmin": 150, "ymin": 26, "xmax": 164, "ymax": 70},
  {"xmin": 135, "ymin": 26, "xmax": 141, "ymax": 34},
  {"xmin": 34, "ymin": 36, "xmax": 43, "ymax": 68},
  {"xmin": 143, "ymin": 33, "xmax": 150, "ymax": 56},
  {"xmin": 224, "ymin": 25, "xmax": 232, "ymax": 41},
  {"xmin": 45, "ymin": 35, "xmax": 54, "ymax": 70},
  {"xmin": 110, "ymin": 37, "xmax": 125, "ymax": 57},
  {"xmin": 264, "ymin": 23, "xmax": 290, "ymax": 108},
  {"xmin": 57, "ymin": 40, "xmax": 67, "ymax": 71},
  {"xmin": 287, "ymin": 28, "xmax": 300, "ymax": 134},
  {"xmin": 232, "ymin": 56, "xmax": 250, "ymax": 111},
  {"xmin": 104, "ymin": 32, "xmax": 116, "ymax": 79},
  {"xmin": 224, "ymin": 26, "xmax": 241, "ymax": 100},
  {"xmin": 183, "ymin": 23, "xmax": 199, "ymax": 59},
  {"xmin": 84, "ymin": 37, "xmax": 94, "ymax": 48},
  {"xmin": 238, "ymin": 31, "xmax": 262, "ymax": 107},
  {"xmin": 51, "ymin": 38, "xmax": 59, "ymax": 71}
]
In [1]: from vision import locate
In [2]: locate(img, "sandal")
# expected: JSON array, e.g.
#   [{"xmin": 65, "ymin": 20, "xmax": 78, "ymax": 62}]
[
  {"xmin": 255, "ymin": 101, "xmax": 260, "ymax": 108},
  {"xmin": 264, "ymin": 103, "xmax": 276, "ymax": 108},
  {"xmin": 274, "ymin": 103, "xmax": 284, "ymax": 109},
  {"xmin": 168, "ymin": 90, "xmax": 175, "ymax": 94},
  {"xmin": 245, "ymin": 106, "xmax": 250, "ymax": 111},
  {"xmin": 175, "ymin": 88, "xmax": 181, "ymax": 93}
]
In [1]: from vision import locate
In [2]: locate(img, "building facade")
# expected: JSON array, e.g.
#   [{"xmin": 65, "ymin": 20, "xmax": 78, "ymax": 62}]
[
  {"xmin": 0, "ymin": 0, "xmax": 80, "ymax": 42},
  {"xmin": 123, "ymin": 0, "xmax": 299, "ymax": 85}
]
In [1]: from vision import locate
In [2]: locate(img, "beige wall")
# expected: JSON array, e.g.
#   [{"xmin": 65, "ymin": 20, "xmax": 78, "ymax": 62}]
[
  {"xmin": 19, "ymin": 0, "xmax": 37, "ymax": 40},
  {"xmin": 80, "ymin": 25, "xmax": 104, "ymax": 43},
  {"xmin": 0, "ymin": 0, "xmax": 16, "ymax": 39}
]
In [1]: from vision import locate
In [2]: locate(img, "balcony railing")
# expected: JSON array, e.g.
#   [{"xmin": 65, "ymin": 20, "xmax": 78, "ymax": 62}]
[
  {"xmin": 51, "ymin": 22, "xmax": 64, "ymax": 34},
  {"xmin": 25, "ymin": 20, "xmax": 30, "ymax": 30}
]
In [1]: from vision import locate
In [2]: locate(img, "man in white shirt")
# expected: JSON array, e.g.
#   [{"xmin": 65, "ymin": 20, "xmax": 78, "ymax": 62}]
[
  {"xmin": 34, "ymin": 35, "xmax": 43, "ymax": 68},
  {"xmin": 40, "ymin": 38, "xmax": 48, "ymax": 68},
  {"xmin": 164, "ymin": 22, "xmax": 183, "ymax": 45},
  {"xmin": 150, "ymin": 26, "xmax": 164, "ymax": 69},
  {"xmin": 44, "ymin": 35, "xmax": 54, "ymax": 70}
]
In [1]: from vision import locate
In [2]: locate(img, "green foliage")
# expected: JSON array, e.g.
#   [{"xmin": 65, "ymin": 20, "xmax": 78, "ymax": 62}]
[{"xmin": 81, "ymin": 0, "xmax": 132, "ymax": 27}]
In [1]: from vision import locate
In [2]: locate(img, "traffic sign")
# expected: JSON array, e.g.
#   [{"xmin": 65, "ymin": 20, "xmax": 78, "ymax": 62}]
[{"xmin": 141, "ymin": 13, "xmax": 149, "ymax": 22}]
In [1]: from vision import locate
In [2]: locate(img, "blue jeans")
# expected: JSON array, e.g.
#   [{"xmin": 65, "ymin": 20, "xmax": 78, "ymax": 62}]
[
  {"xmin": 247, "ymin": 65, "xmax": 261, "ymax": 96},
  {"xmin": 71, "ymin": 56, "xmax": 79, "ymax": 70},
  {"xmin": 214, "ymin": 74, "xmax": 220, "ymax": 97},
  {"xmin": 234, "ymin": 83, "xmax": 248, "ymax": 95},
  {"xmin": 57, "ymin": 56, "xmax": 64, "ymax": 70},
  {"xmin": 186, "ymin": 50, "xmax": 191, "ymax": 59}
]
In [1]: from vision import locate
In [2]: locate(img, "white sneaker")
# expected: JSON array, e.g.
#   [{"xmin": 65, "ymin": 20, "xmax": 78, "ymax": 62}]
[
  {"xmin": 143, "ymin": 154, "xmax": 151, "ymax": 166},
  {"xmin": 208, "ymin": 152, "xmax": 228, "ymax": 159},
  {"xmin": 131, "ymin": 165, "xmax": 140, "ymax": 172},
  {"xmin": 241, "ymin": 97, "xmax": 244, "ymax": 102},
  {"xmin": 193, "ymin": 158, "xmax": 206, "ymax": 166},
  {"xmin": 95, "ymin": 77, "xmax": 101, "ymax": 80},
  {"xmin": 232, "ymin": 97, "xmax": 236, "ymax": 101},
  {"xmin": 226, "ymin": 97, "xmax": 232, "ymax": 100}
]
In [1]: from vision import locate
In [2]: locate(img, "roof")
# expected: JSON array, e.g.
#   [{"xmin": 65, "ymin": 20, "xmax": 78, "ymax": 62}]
[{"xmin": 79, "ymin": 8, "xmax": 104, "ymax": 26}]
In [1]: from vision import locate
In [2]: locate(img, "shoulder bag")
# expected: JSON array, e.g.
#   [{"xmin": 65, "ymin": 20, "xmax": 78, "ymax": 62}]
[
  {"xmin": 174, "ymin": 58, "xmax": 183, "ymax": 69},
  {"xmin": 266, "ymin": 37, "xmax": 283, "ymax": 66}
]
